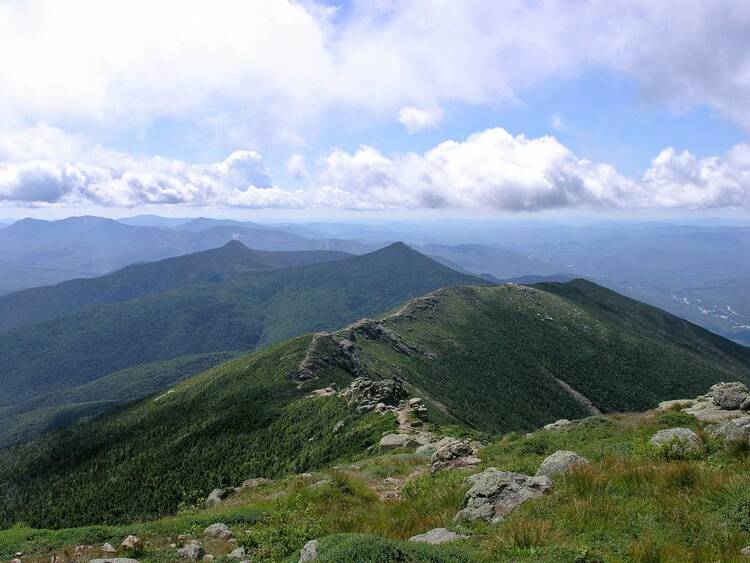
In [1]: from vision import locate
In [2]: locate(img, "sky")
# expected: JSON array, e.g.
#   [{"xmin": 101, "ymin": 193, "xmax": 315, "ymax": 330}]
[{"xmin": 0, "ymin": 0, "xmax": 749, "ymax": 219}]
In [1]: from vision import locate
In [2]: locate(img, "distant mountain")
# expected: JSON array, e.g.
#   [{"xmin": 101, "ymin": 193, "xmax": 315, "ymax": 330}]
[
  {"xmin": 0, "ymin": 243, "xmax": 484, "ymax": 445},
  {"xmin": 3, "ymin": 279, "xmax": 749, "ymax": 528},
  {"xmin": 116, "ymin": 215, "xmax": 193, "ymax": 228},
  {"xmin": 172, "ymin": 217, "xmax": 269, "ymax": 231},
  {"xmin": 0, "ymin": 216, "xmax": 378, "ymax": 293},
  {"xmin": 0, "ymin": 241, "xmax": 350, "ymax": 330},
  {"xmin": 420, "ymin": 243, "xmax": 570, "ymax": 280}
]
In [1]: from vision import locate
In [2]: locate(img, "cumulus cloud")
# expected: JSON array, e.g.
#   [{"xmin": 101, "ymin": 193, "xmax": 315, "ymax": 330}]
[
  {"xmin": 3, "ymin": 126, "xmax": 747, "ymax": 212},
  {"xmin": 397, "ymin": 105, "xmax": 444, "ymax": 133},
  {"xmin": 0, "ymin": 0, "xmax": 749, "ymax": 136},
  {"xmin": 286, "ymin": 153, "xmax": 308, "ymax": 180}
]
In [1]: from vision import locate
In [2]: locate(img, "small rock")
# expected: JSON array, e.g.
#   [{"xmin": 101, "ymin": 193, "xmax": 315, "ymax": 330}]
[
  {"xmin": 536, "ymin": 450, "xmax": 591, "ymax": 478},
  {"xmin": 710, "ymin": 382, "xmax": 750, "ymax": 410},
  {"xmin": 120, "ymin": 536, "xmax": 143, "ymax": 552},
  {"xmin": 177, "ymin": 534, "xmax": 191, "ymax": 542},
  {"xmin": 408, "ymin": 528, "xmax": 468, "ymax": 544},
  {"xmin": 102, "ymin": 543, "xmax": 117, "ymax": 553},
  {"xmin": 241, "ymin": 477, "xmax": 270, "ymax": 489},
  {"xmin": 10, "ymin": 559, "xmax": 22, "ymax": 563},
  {"xmin": 741, "ymin": 545, "xmax": 750, "ymax": 557},
  {"xmin": 543, "ymin": 419, "xmax": 573, "ymax": 431},
  {"xmin": 650, "ymin": 428, "xmax": 703, "ymax": 456},
  {"xmin": 332, "ymin": 420, "xmax": 345, "ymax": 434},
  {"xmin": 205, "ymin": 488, "xmax": 230, "ymax": 508},
  {"xmin": 299, "ymin": 539, "xmax": 319, "ymax": 562},
  {"xmin": 170, "ymin": 544, "xmax": 177, "ymax": 549},
  {"xmin": 228, "ymin": 547, "xmax": 246, "ymax": 559},
  {"xmin": 177, "ymin": 540, "xmax": 204, "ymax": 561},
  {"xmin": 378, "ymin": 433, "xmax": 421, "ymax": 451},
  {"xmin": 415, "ymin": 443, "xmax": 438, "ymax": 457},
  {"xmin": 90, "ymin": 559, "xmax": 140, "ymax": 563},
  {"xmin": 431, "ymin": 440, "xmax": 478, "ymax": 472},
  {"xmin": 204, "ymin": 522, "xmax": 233, "ymax": 540},
  {"xmin": 204, "ymin": 556, "xmax": 214, "ymax": 562},
  {"xmin": 408, "ymin": 397, "xmax": 423, "ymax": 407}
]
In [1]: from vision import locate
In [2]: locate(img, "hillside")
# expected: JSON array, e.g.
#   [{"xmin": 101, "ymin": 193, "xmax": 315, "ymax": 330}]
[
  {"xmin": 2, "ymin": 280, "xmax": 750, "ymax": 530},
  {"xmin": 0, "ymin": 243, "xmax": 483, "ymax": 445},
  {"xmin": 0, "ymin": 241, "xmax": 350, "ymax": 330}
]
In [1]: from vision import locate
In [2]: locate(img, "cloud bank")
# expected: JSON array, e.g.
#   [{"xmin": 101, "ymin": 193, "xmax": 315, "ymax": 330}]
[
  {"xmin": 0, "ymin": 0, "xmax": 749, "ymax": 136},
  {"xmin": 2, "ymin": 126, "xmax": 748, "ymax": 211}
]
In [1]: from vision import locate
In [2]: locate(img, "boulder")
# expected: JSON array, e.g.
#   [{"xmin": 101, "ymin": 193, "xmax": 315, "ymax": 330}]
[
  {"xmin": 90, "ymin": 559, "xmax": 140, "ymax": 563},
  {"xmin": 120, "ymin": 536, "xmax": 143, "ymax": 552},
  {"xmin": 177, "ymin": 540, "xmax": 204, "ymax": 561},
  {"xmin": 536, "ymin": 450, "xmax": 590, "ymax": 478},
  {"xmin": 298, "ymin": 539, "xmax": 319, "ymax": 562},
  {"xmin": 415, "ymin": 443, "xmax": 438, "ymax": 457},
  {"xmin": 205, "ymin": 488, "xmax": 230, "ymax": 508},
  {"xmin": 454, "ymin": 468, "xmax": 552, "ymax": 523},
  {"xmin": 649, "ymin": 428, "xmax": 703, "ymax": 456},
  {"xmin": 657, "ymin": 399, "xmax": 695, "ymax": 411},
  {"xmin": 710, "ymin": 382, "xmax": 750, "ymax": 410},
  {"xmin": 101, "ymin": 543, "xmax": 117, "ymax": 554},
  {"xmin": 204, "ymin": 522, "xmax": 233, "ymax": 540},
  {"xmin": 408, "ymin": 528, "xmax": 468, "ymax": 544},
  {"xmin": 431, "ymin": 440, "xmax": 479, "ymax": 472},
  {"xmin": 378, "ymin": 433, "xmax": 420, "ymax": 451},
  {"xmin": 228, "ymin": 547, "xmax": 246, "ymax": 559},
  {"xmin": 543, "ymin": 419, "xmax": 573, "ymax": 431},
  {"xmin": 708, "ymin": 416, "xmax": 750, "ymax": 443},
  {"xmin": 332, "ymin": 420, "xmax": 345, "ymax": 434}
]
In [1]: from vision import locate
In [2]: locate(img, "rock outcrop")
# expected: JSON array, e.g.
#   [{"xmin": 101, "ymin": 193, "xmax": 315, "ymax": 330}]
[
  {"xmin": 408, "ymin": 528, "xmax": 468, "ymax": 544},
  {"xmin": 341, "ymin": 377, "xmax": 406, "ymax": 413},
  {"xmin": 536, "ymin": 450, "xmax": 590, "ymax": 478},
  {"xmin": 710, "ymin": 382, "xmax": 750, "ymax": 410},
  {"xmin": 205, "ymin": 488, "xmax": 231, "ymax": 508},
  {"xmin": 455, "ymin": 468, "xmax": 552, "ymax": 523},
  {"xmin": 708, "ymin": 416, "xmax": 750, "ymax": 443}
]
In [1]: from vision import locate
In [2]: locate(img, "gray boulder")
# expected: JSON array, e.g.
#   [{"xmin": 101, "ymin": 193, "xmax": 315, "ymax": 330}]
[
  {"xmin": 378, "ymin": 433, "xmax": 420, "ymax": 451},
  {"xmin": 228, "ymin": 547, "xmax": 246, "ymax": 559},
  {"xmin": 543, "ymin": 419, "xmax": 573, "ymax": 431},
  {"xmin": 298, "ymin": 539, "xmax": 319, "ymax": 562},
  {"xmin": 120, "ymin": 536, "xmax": 142, "ymax": 551},
  {"xmin": 205, "ymin": 488, "xmax": 231, "ymax": 508},
  {"xmin": 204, "ymin": 522, "xmax": 232, "ymax": 540},
  {"xmin": 454, "ymin": 468, "xmax": 552, "ymax": 523},
  {"xmin": 649, "ymin": 428, "xmax": 703, "ymax": 456},
  {"xmin": 710, "ymin": 382, "xmax": 750, "ymax": 410},
  {"xmin": 431, "ymin": 440, "xmax": 479, "ymax": 472},
  {"xmin": 177, "ymin": 541, "xmax": 204, "ymax": 561},
  {"xmin": 408, "ymin": 528, "xmax": 468, "ymax": 544},
  {"xmin": 709, "ymin": 416, "xmax": 750, "ymax": 443},
  {"xmin": 536, "ymin": 450, "xmax": 590, "ymax": 478}
]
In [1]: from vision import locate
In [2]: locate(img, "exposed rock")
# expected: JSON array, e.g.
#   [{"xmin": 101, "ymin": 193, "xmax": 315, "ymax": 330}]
[
  {"xmin": 177, "ymin": 540, "xmax": 204, "ymax": 561},
  {"xmin": 342, "ymin": 377, "xmax": 407, "ymax": 412},
  {"xmin": 710, "ymin": 382, "xmax": 750, "ymax": 410},
  {"xmin": 177, "ymin": 534, "xmax": 191, "ymax": 542},
  {"xmin": 120, "ymin": 536, "xmax": 143, "ymax": 552},
  {"xmin": 683, "ymin": 399, "xmax": 744, "ymax": 423},
  {"xmin": 650, "ymin": 428, "xmax": 703, "ymax": 456},
  {"xmin": 298, "ymin": 539, "xmax": 319, "ymax": 562},
  {"xmin": 241, "ymin": 477, "xmax": 270, "ymax": 489},
  {"xmin": 332, "ymin": 420, "xmax": 345, "ymax": 434},
  {"xmin": 378, "ymin": 433, "xmax": 421, "ymax": 451},
  {"xmin": 431, "ymin": 440, "xmax": 479, "ymax": 472},
  {"xmin": 409, "ymin": 397, "xmax": 424, "ymax": 407},
  {"xmin": 90, "ymin": 559, "xmax": 140, "ymax": 563},
  {"xmin": 415, "ymin": 443, "xmax": 438, "ymax": 457},
  {"xmin": 657, "ymin": 399, "xmax": 695, "ymax": 411},
  {"xmin": 204, "ymin": 556, "xmax": 214, "ymax": 562},
  {"xmin": 708, "ymin": 416, "xmax": 750, "ymax": 443},
  {"xmin": 204, "ymin": 523, "xmax": 233, "ymax": 540},
  {"xmin": 536, "ymin": 450, "xmax": 591, "ymax": 478},
  {"xmin": 228, "ymin": 547, "xmax": 246, "ymax": 559},
  {"xmin": 205, "ymin": 488, "xmax": 231, "ymax": 507},
  {"xmin": 741, "ymin": 545, "xmax": 750, "ymax": 557},
  {"xmin": 409, "ymin": 528, "xmax": 468, "ymax": 544},
  {"xmin": 341, "ymin": 318, "xmax": 417, "ymax": 357},
  {"xmin": 543, "ymin": 419, "xmax": 573, "ymax": 431},
  {"xmin": 101, "ymin": 543, "xmax": 117, "ymax": 553},
  {"xmin": 455, "ymin": 468, "xmax": 552, "ymax": 523}
]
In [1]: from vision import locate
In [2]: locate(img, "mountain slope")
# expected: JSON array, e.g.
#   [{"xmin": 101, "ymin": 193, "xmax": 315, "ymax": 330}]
[
  {"xmin": 2, "ymin": 280, "xmax": 750, "ymax": 528},
  {"xmin": 0, "ymin": 241, "xmax": 350, "ymax": 330},
  {"xmin": 0, "ymin": 243, "xmax": 483, "ymax": 408}
]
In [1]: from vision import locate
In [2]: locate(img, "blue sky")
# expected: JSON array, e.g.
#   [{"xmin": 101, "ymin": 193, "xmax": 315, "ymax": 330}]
[{"xmin": 0, "ymin": 0, "xmax": 748, "ymax": 218}]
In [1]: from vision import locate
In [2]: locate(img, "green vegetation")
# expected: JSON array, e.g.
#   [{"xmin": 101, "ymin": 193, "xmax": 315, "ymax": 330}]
[
  {"xmin": 0, "ymin": 242, "xmax": 482, "ymax": 409},
  {"xmin": 5, "ymin": 409, "xmax": 750, "ymax": 562},
  {"xmin": 0, "ymin": 352, "xmax": 238, "ymax": 448},
  {"xmin": 2, "ymin": 279, "xmax": 750, "ymax": 534}
]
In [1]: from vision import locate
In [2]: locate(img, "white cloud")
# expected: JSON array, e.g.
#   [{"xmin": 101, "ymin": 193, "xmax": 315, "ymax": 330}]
[
  {"xmin": 2, "ymin": 126, "xmax": 747, "ymax": 212},
  {"xmin": 551, "ymin": 114, "xmax": 566, "ymax": 132},
  {"xmin": 0, "ymin": 0, "xmax": 749, "ymax": 139},
  {"xmin": 286, "ymin": 153, "xmax": 308, "ymax": 180},
  {"xmin": 397, "ymin": 105, "xmax": 444, "ymax": 133}
]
